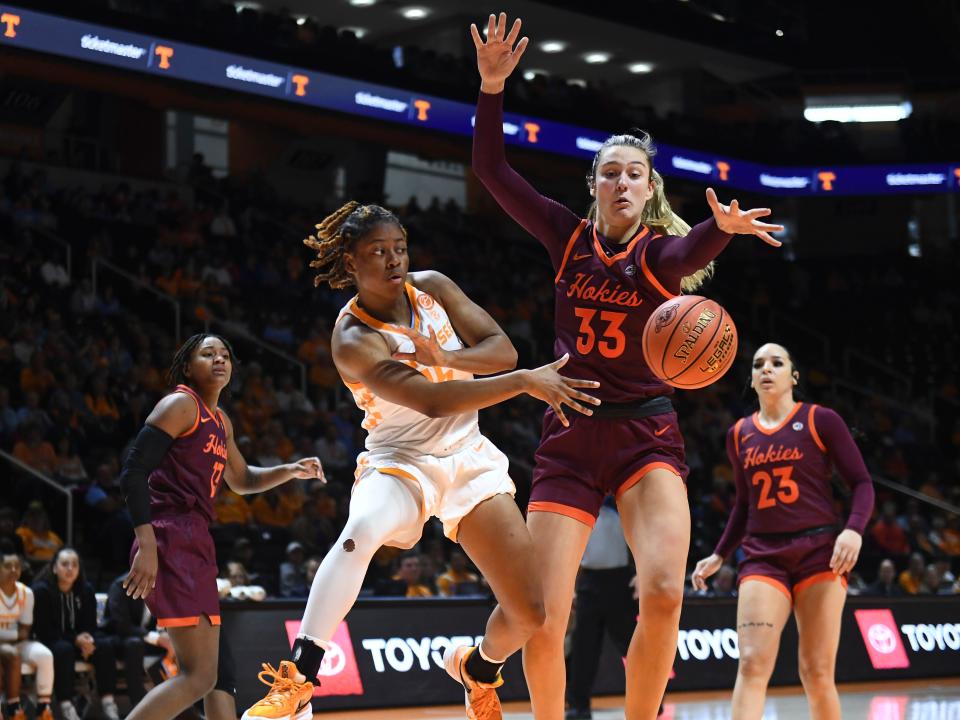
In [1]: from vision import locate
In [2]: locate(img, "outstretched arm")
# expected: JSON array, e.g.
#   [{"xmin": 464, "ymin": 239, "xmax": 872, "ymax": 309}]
[
  {"xmin": 335, "ymin": 318, "xmax": 600, "ymax": 427},
  {"xmin": 646, "ymin": 188, "xmax": 783, "ymax": 285},
  {"xmin": 221, "ymin": 411, "xmax": 323, "ymax": 496},
  {"xmin": 471, "ymin": 13, "xmax": 581, "ymax": 266}
]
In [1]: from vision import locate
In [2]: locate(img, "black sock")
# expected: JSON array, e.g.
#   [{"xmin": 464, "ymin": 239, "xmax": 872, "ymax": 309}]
[
  {"xmin": 292, "ymin": 637, "xmax": 326, "ymax": 681},
  {"xmin": 464, "ymin": 647, "xmax": 503, "ymax": 684},
  {"xmin": 7, "ymin": 700, "xmax": 21, "ymax": 714}
]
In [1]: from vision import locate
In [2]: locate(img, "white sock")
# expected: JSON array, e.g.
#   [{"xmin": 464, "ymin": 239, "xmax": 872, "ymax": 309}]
[{"xmin": 299, "ymin": 471, "xmax": 422, "ymax": 641}]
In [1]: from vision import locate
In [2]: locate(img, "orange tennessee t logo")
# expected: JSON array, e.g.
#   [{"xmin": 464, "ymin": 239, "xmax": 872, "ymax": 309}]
[
  {"xmin": 413, "ymin": 99, "xmax": 431, "ymax": 121},
  {"xmin": 954, "ymin": 168, "xmax": 960, "ymax": 187},
  {"xmin": 1, "ymin": 12, "xmax": 20, "ymax": 38},
  {"xmin": 715, "ymin": 161, "xmax": 730, "ymax": 181},
  {"xmin": 291, "ymin": 74, "xmax": 309, "ymax": 97},
  {"xmin": 524, "ymin": 122, "xmax": 540, "ymax": 143},
  {"xmin": 155, "ymin": 45, "xmax": 173, "ymax": 69},
  {"xmin": 818, "ymin": 171, "xmax": 836, "ymax": 191}
]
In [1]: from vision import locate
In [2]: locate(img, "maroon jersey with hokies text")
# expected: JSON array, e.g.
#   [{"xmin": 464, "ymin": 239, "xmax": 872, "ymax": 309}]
[
  {"xmin": 473, "ymin": 90, "xmax": 733, "ymax": 403},
  {"xmin": 714, "ymin": 402, "xmax": 875, "ymax": 557},
  {"xmin": 148, "ymin": 384, "xmax": 228, "ymax": 523}
]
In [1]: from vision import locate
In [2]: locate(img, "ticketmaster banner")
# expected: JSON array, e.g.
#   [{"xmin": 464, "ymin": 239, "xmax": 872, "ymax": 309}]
[{"xmin": 222, "ymin": 596, "xmax": 959, "ymax": 710}]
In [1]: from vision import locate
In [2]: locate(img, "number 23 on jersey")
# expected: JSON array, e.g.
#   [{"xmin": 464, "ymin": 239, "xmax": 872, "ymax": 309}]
[{"xmin": 752, "ymin": 465, "xmax": 799, "ymax": 509}]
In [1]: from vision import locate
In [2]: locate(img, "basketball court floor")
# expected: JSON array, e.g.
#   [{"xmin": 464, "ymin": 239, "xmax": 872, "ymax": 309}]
[{"xmin": 319, "ymin": 677, "xmax": 960, "ymax": 719}]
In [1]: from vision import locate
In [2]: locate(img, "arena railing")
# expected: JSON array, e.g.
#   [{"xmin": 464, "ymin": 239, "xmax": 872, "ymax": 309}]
[
  {"xmin": 0, "ymin": 449, "xmax": 74, "ymax": 546},
  {"xmin": 91, "ymin": 257, "xmax": 182, "ymax": 345}
]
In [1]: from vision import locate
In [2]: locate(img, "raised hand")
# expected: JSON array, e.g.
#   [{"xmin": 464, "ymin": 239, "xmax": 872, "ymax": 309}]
[
  {"xmin": 523, "ymin": 354, "xmax": 601, "ymax": 427},
  {"xmin": 691, "ymin": 553, "xmax": 723, "ymax": 592},
  {"xmin": 393, "ymin": 325, "xmax": 451, "ymax": 368},
  {"xmin": 470, "ymin": 12, "xmax": 529, "ymax": 94},
  {"xmin": 705, "ymin": 187, "xmax": 784, "ymax": 247}
]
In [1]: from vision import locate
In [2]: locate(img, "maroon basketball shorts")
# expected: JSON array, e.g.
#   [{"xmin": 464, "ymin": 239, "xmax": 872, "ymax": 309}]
[
  {"xmin": 737, "ymin": 530, "xmax": 846, "ymax": 601},
  {"xmin": 131, "ymin": 512, "xmax": 221, "ymax": 628},
  {"xmin": 529, "ymin": 405, "xmax": 688, "ymax": 528}
]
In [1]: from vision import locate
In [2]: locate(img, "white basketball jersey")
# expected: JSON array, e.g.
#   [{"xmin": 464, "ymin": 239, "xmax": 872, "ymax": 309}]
[
  {"xmin": 0, "ymin": 581, "xmax": 33, "ymax": 642},
  {"xmin": 336, "ymin": 283, "xmax": 479, "ymax": 456}
]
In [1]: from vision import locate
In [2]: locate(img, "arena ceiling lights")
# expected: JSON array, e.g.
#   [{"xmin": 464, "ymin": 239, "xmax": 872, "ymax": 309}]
[{"xmin": 804, "ymin": 96, "xmax": 913, "ymax": 123}]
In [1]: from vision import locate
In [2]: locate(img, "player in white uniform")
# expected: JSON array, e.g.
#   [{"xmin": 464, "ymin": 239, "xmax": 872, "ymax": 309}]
[
  {"xmin": 0, "ymin": 543, "xmax": 54, "ymax": 720},
  {"xmin": 242, "ymin": 202, "xmax": 600, "ymax": 720}
]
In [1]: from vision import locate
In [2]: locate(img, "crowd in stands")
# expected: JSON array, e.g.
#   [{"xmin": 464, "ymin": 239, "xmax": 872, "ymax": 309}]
[
  {"xmin": 2, "ymin": 143, "xmax": 960, "ymax": 611},
  {"xmin": 26, "ymin": 0, "xmax": 960, "ymax": 165}
]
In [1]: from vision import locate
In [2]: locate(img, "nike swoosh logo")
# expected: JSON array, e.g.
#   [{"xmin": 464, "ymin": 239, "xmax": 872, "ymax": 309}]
[
  {"xmin": 654, "ymin": 425, "xmax": 670, "ymax": 436},
  {"xmin": 573, "ymin": 253, "xmax": 592, "ymax": 261},
  {"xmin": 199, "ymin": 416, "xmax": 213, "ymax": 423},
  {"xmin": 742, "ymin": 432, "xmax": 755, "ymax": 442},
  {"xmin": 473, "ymin": 441, "xmax": 485, "ymax": 452}
]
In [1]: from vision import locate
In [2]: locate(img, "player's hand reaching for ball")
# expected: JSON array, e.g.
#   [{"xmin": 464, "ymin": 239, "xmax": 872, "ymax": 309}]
[
  {"xmin": 691, "ymin": 553, "xmax": 723, "ymax": 592},
  {"xmin": 289, "ymin": 457, "xmax": 324, "ymax": 483},
  {"xmin": 705, "ymin": 188, "xmax": 784, "ymax": 247},
  {"xmin": 471, "ymin": 12, "xmax": 529, "ymax": 94},
  {"xmin": 523, "ymin": 353, "xmax": 601, "ymax": 427},
  {"xmin": 830, "ymin": 529, "xmax": 862, "ymax": 575}
]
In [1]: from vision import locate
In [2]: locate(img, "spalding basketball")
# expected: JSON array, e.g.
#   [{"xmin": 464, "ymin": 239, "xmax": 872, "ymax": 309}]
[{"xmin": 642, "ymin": 296, "xmax": 738, "ymax": 389}]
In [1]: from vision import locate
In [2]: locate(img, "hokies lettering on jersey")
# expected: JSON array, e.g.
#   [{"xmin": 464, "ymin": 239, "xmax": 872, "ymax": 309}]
[
  {"xmin": 148, "ymin": 385, "xmax": 228, "ymax": 523},
  {"xmin": 336, "ymin": 283, "xmax": 478, "ymax": 456},
  {"xmin": 733, "ymin": 402, "xmax": 839, "ymax": 534},
  {"xmin": 553, "ymin": 221, "xmax": 675, "ymax": 402}
]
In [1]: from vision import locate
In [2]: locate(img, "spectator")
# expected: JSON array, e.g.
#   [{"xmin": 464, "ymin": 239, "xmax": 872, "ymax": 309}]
[
  {"xmin": 12, "ymin": 424, "xmax": 57, "ymax": 475},
  {"xmin": 919, "ymin": 564, "xmax": 944, "ymax": 595},
  {"xmin": 898, "ymin": 552, "xmax": 926, "ymax": 595},
  {"xmin": 102, "ymin": 574, "xmax": 169, "ymax": 705},
  {"xmin": 304, "ymin": 556, "xmax": 322, "ymax": 588},
  {"xmin": 15, "ymin": 503, "xmax": 63, "ymax": 565},
  {"xmin": 84, "ymin": 464, "xmax": 134, "ymax": 573},
  {"xmin": 53, "ymin": 437, "xmax": 88, "ymax": 484},
  {"xmin": 279, "ymin": 542, "xmax": 308, "ymax": 598},
  {"xmin": 864, "ymin": 559, "xmax": 902, "ymax": 597},
  {"xmin": 313, "ymin": 424, "xmax": 350, "ymax": 476},
  {"xmin": 31, "ymin": 548, "xmax": 119, "ymax": 720},
  {"xmin": 392, "ymin": 551, "xmax": 433, "ymax": 598},
  {"xmin": 870, "ymin": 501, "xmax": 911, "ymax": 556},
  {"xmin": 707, "ymin": 565, "xmax": 738, "ymax": 598},
  {"xmin": 250, "ymin": 483, "xmax": 304, "ymax": 528},
  {"xmin": 0, "ymin": 508, "xmax": 26, "ymax": 559},
  {"xmin": 0, "ymin": 541, "xmax": 55, "ymax": 720},
  {"xmin": 436, "ymin": 549, "xmax": 481, "ymax": 597}
]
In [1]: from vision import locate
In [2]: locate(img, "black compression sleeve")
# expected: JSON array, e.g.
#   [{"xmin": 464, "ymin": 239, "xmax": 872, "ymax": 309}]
[{"xmin": 119, "ymin": 424, "xmax": 175, "ymax": 526}]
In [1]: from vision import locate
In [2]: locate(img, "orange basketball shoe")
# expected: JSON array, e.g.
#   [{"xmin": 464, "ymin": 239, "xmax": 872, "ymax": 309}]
[
  {"xmin": 443, "ymin": 645, "xmax": 504, "ymax": 720},
  {"xmin": 241, "ymin": 661, "xmax": 314, "ymax": 720}
]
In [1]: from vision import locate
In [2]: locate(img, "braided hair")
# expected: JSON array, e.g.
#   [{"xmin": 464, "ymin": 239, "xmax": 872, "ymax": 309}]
[
  {"xmin": 166, "ymin": 333, "xmax": 238, "ymax": 388},
  {"xmin": 304, "ymin": 201, "xmax": 407, "ymax": 289}
]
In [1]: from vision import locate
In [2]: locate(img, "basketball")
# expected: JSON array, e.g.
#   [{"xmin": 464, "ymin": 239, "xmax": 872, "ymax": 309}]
[{"xmin": 642, "ymin": 296, "xmax": 738, "ymax": 389}]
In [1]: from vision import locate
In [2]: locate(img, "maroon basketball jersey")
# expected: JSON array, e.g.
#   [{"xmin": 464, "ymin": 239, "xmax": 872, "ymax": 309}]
[
  {"xmin": 553, "ymin": 219, "xmax": 676, "ymax": 402},
  {"xmin": 730, "ymin": 402, "xmax": 839, "ymax": 535},
  {"xmin": 148, "ymin": 385, "xmax": 228, "ymax": 523}
]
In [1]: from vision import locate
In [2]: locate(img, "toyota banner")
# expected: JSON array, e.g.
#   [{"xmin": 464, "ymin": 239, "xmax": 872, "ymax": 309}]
[{"xmin": 222, "ymin": 596, "xmax": 959, "ymax": 710}]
